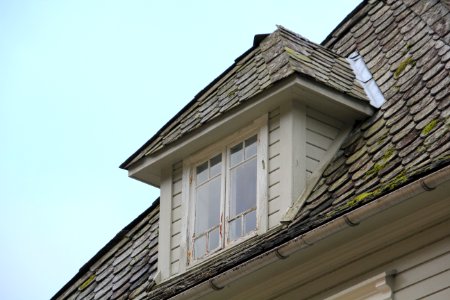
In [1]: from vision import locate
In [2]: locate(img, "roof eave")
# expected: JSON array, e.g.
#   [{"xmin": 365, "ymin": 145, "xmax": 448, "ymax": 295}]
[{"xmin": 127, "ymin": 73, "xmax": 374, "ymax": 188}]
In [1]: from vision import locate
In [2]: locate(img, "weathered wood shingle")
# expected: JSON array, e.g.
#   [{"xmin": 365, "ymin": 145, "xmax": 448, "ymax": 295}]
[
  {"xmin": 122, "ymin": 26, "xmax": 368, "ymax": 169},
  {"xmin": 52, "ymin": 203, "xmax": 159, "ymax": 300},
  {"xmin": 297, "ymin": 0, "xmax": 450, "ymax": 223}
]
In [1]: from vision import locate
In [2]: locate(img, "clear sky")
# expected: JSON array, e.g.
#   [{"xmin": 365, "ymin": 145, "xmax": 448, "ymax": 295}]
[{"xmin": 0, "ymin": 1, "xmax": 361, "ymax": 299}]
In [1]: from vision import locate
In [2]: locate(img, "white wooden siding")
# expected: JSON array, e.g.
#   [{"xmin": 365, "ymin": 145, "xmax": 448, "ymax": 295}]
[
  {"xmin": 170, "ymin": 161, "xmax": 183, "ymax": 275},
  {"xmin": 280, "ymin": 216, "xmax": 450, "ymax": 300},
  {"xmin": 268, "ymin": 108, "xmax": 281, "ymax": 228},
  {"xmin": 305, "ymin": 108, "xmax": 343, "ymax": 177},
  {"xmin": 394, "ymin": 245, "xmax": 450, "ymax": 299}
]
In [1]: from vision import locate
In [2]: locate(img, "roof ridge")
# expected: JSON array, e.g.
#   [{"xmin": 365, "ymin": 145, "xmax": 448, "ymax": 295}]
[{"xmin": 322, "ymin": 0, "xmax": 371, "ymax": 47}]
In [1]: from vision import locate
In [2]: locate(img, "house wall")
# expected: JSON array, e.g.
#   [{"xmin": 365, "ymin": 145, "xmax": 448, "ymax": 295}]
[
  {"xmin": 170, "ymin": 161, "xmax": 183, "ymax": 276},
  {"xmin": 393, "ymin": 239, "xmax": 450, "ymax": 299},
  {"xmin": 268, "ymin": 107, "xmax": 281, "ymax": 228},
  {"xmin": 282, "ymin": 219, "xmax": 450, "ymax": 300},
  {"xmin": 305, "ymin": 107, "xmax": 342, "ymax": 177}
]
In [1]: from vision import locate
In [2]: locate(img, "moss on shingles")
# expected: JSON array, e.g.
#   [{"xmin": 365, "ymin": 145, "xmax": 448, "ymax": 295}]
[
  {"xmin": 348, "ymin": 191, "xmax": 377, "ymax": 206},
  {"xmin": 401, "ymin": 44, "xmax": 413, "ymax": 56},
  {"xmin": 421, "ymin": 119, "xmax": 438, "ymax": 136},
  {"xmin": 384, "ymin": 171, "xmax": 408, "ymax": 191},
  {"xmin": 284, "ymin": 47, "xmax": 312, "ymax": 63},
  {"xmin": 348, "ymin": 171, "xmax": 408, "ymax": 207},
  {"xmin": 417, "ymin": 145, "xmax": 427, "ymax": 153},
  {"xmin": 227, "ymin": 90, "xmax": 236, "ymax": 97},
  {"xmin": 366, "ymin": 163, "xmax": 384, "ymax": 177},
  {"xmin": 394, "ymin": 56, "xmax": 415, "ymax": 79},
  {"xmin": 365, "ymin": 146, "xmax": 395, "ymax": 177},
  {"xmin": 326, "ymin": 171, "xmax": 410, "ymax": 220},
  {"xmin": 79, "ymin": 274, "xmax": 95, "ymax": 291}
]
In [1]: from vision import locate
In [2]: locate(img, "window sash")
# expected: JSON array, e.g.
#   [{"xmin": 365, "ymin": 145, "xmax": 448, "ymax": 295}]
[
  {"xmin": 192, "ymin": 153, "xmax": 224, "ymax": 260},
  {"xmin": 190, "ymin": 131, "xmax": 261, "ymax": 262}
]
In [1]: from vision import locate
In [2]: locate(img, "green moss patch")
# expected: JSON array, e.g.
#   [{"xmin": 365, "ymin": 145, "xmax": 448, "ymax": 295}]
[
  {"xmin": 346, "ymin": 171, "xmax": 409, "ymax": 209},
  {"xmin": 79, "ymin": 274, "xmax": 95, "ymax": 291},
  {"xmin": 285, "ymin": 47, "xmax": 312, "ymax": 63},
  {"xmin": 421, "ymin": 119, "xmax": 438, "ymax": 136},
  {"xmin": 365, "ymin": 147, "xmax": 395, "ymax": 177},
  {"xmin": 394, "ymin": 56, "xmax": 415, "ymax": 79},
  {"xmin": 324, "ymin": 171, "xmax": 411, "ymax": 221}
]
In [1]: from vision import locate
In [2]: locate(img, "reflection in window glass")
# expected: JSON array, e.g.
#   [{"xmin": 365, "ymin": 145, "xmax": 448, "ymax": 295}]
[
  {"xmin": 194, "ymin": 235, "xmax": 206, "ymax": 259},
  {"xmin": 209, "ymin": 155, "xmax": 222, "ymax": 177},
  {"xmin": 244, "ymin": 210, "xmax": 257, "ymax": 235},
  {"xmin": 195, "ymin": 184, "xmax": 209, "ymax": 233},
  {"xmin": 209, "ymin": 227, "xmax": 220, "ymax": 251},
  {"xmin": 230, "ymin": 143, "xmax": 243, "ymax": 167},
  {"xmin": 192, "ymin": 134, "xmax": 259, "ymax": 260},
  {"xmin": 194, "ymin": 154, "xmax": 223, "ymax": 259},
  {"xmin": 196, "ymin": 162, "xmax": 208, "ymax": 184},
  {"xmin": 245, "ymin": 136, "xmax": 257, "ymax": 158},
  {"xmin": 229, "ymin": 218, "xmax": 241, "ymax": 242},
  {"xmin": 230, "ymin": 157, "xmax": 257, "ymax": 217},
  {"xmin": 227, "ymin": 135, "xmax": 258, "ymax": 243}
]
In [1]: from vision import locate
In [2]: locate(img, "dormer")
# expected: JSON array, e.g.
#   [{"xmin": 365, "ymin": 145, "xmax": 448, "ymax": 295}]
[{"xmin": 120, "ymin": 26, "xmax": 378, "ymax": 281}]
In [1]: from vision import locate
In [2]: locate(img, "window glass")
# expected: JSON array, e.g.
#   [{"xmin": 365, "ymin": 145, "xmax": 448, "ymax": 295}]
[
  {"xmin": 230, "ymin": 143, "xmax": 243, "ymax": 167},
  {"xmin": 209, "ymin": 154, "xmax": 222, "ymax": 177},
  {"xmin": 244, "ymin": 210, "xmax": 257, "ymax": 235},
  {"xmin": 194, "ymin": 235, "xmax": 206, "ymax": 259},
  {"xmin": 229, "ymin": 218, "xmax": 241, "ymax": 242},
  {"xmin": 245, "ymin": 136, "xmax": 257, "ymax": 158},
  {"xmin": 195, "ymin": 184, "xmax": 209, "ymax": 233},
  {"xmin": 192, "ymin": 133, "xmax": 260, "ymax": 261},
  {"xmin": 195, "ymin": 162, "xmax": 221, "ymax": 235},
  {"xmin": 230, "ymin": 157, "xmax": 257, "ymax": 217},
  {"xmin": 196, "ymin": 162, "xmax": 208, "ymax": 184},
  {"xmin": 207, "ymin": 176, "xmax": 221, "ymax": 229},
  {"xmin": 209, "ymin": 227, "xmax": 220, "ymax": 251}
]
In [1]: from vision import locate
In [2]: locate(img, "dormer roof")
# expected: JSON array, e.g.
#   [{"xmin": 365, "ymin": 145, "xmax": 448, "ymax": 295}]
[{"xmin": 120, "ymin": 26, "xmax": 371, "ymax": 170}]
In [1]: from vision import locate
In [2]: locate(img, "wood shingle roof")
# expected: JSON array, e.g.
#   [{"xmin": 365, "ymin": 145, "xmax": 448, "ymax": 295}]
[
  {"xmin": 121, "ymin": 26, "xmax": 369, "ymax": 169},
  {"xmin": 52, "ymin": 202, "xmax": 159, "ymax": 300},
  {"xmin": 297, "ymin": 0, "xmax": 450, "ymax": 224}
]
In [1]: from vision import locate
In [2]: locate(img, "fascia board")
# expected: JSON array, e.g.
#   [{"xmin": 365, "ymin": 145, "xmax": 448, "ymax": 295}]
[{"xmin": 127, "ymin": 74, "xmax": 374, "ymax": 187}]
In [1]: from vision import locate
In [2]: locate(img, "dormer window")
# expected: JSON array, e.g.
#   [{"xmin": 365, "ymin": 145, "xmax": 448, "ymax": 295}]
[
  {"xmin": 124, "ymin": 27, "xmax": 377, "ymax": 280},
  {"xmin": 190, "ymin": 134, "xmax": 259, "ymax": 261}
]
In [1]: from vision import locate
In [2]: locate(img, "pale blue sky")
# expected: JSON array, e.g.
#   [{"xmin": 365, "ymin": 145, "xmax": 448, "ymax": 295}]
[{"xmin": 0, "ymin": 1, "xmax": 361, "ymax": 299}]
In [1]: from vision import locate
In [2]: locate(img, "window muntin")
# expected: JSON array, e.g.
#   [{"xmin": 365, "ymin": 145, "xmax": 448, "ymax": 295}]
[
  {"xmin": 228, "ymin": 136, "xmax": 257, "ymax": 242},
  {"xmin": 193, "ymin": 154, "xmax": 222, "ymax": 259},
  {"xmin": 191, "ymin": 134, "xmax": 258, "ymax": 261}
]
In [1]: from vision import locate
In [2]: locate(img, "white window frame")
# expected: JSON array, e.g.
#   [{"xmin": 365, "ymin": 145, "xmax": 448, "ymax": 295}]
[
  {"xmin": 184, "ymin": 115, "xmax": 268, "ymax": 265},
  {"xmin": 324, "ymin": 272, "xmax": 394, "ymax": 300}
]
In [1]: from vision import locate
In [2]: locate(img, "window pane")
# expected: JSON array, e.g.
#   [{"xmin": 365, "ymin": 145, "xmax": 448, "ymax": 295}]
[
  {"xmin": 244, "ymin": 210, "xmax": 257, "ymax": 235},
  {"xmin": 194, "ymin": 236, "xmax": 206, "ymax": 259},
  {"xmin": 209, "ymin": 154, "xmax": 222, "ymax": 177},
  {"xmin": 245, "ymin": 135, "xmax": 257, "ymax": 158},
  {"xmin": 195, "ymin": 184, "xmax": 208, "ymax": 233},
  {"xmin": 208, "ymin": 176, "xmax": 221, "ymax": 229},
  {"xmin": 229, "ymin": 218, "xmax": 241, "ymax": 242},
  {"xmin": 209, "ymin": 227, "xmax": 220, "ymax": 252},
  {"xmin": 230, "ymin": 143, "xmax": 243, "ymax": 167},
  {"xmin": 230, "ymin": 157, "xmax": 257, "ymax": 217},
  {"xmin": 195, "ymin": 175, "xmax": 221, "ymax": 234},
  {"xmin": 196, "ymin": 162, "xmax": 208, "ymax": 184}
]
